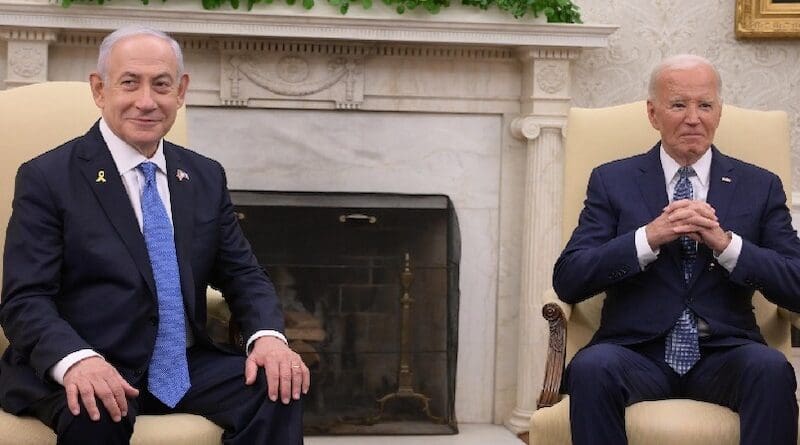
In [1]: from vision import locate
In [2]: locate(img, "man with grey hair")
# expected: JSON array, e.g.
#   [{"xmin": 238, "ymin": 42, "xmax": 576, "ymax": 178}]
[
  {"xmin": 554, "ymin": 54, "xmax": 800, "ymax": 444},
  {"xmin": 0, "ymin": 26, "xmax": 308, "ymax": 444}
]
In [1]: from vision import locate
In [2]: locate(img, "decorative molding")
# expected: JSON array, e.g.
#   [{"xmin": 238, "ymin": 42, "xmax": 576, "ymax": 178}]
[
  {"xmin": 223, "ymin": 52, "xmax": 365, "ymax": 109},
  {"xmin": 536, "ymin": 62, "xmax": 567, "ymax": 94},
  {"xmin": 510, "ymin": 116, "xmax": 566, "ymax": 141},
  {"xmin": 0, "ymin": 1, "xmax": 617, "ymax": 48}
]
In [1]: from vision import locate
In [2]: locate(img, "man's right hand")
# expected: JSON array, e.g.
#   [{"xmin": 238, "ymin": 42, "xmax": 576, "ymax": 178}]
[
  {"xmin": 645, "ymin": 199, "xmax": 719, "ymax": 250},
  {"xmin": 63, "ymin": 356, "xmax": 139, "ymax": 422}
]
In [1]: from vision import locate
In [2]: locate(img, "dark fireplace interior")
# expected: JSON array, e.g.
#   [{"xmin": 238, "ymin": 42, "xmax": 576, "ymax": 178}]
[{"xmin": 231, "ymin": 191, "xmax": 459, "ymax": 435}]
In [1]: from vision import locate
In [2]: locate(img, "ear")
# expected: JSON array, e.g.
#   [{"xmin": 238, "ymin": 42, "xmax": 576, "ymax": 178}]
[
  {"xmin": 646, "ymin": 99, "xmax": 659, "ymax": 131},
  {"xmin": 176, "ymin": 73, "xmax": 190, "ymax": 108},
  {"xmin": 89, "ymin": 72, "xmax": 105, "ymax": 109}
]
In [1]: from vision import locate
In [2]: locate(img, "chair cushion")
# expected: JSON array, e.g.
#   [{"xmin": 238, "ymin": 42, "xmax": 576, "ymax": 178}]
[
  {"xmin": 0, "ymin": 408, "xmax": 223, "ymax": 445},
  {"xmin": 530, "ymin": 395, "xmax": 740, "ymax": 445}
]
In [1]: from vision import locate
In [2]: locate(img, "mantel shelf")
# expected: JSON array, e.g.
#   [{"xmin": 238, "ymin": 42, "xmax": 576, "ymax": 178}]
[{"xmin": 0, "ymin": 0, "xmax": 616, "ymax": 47}]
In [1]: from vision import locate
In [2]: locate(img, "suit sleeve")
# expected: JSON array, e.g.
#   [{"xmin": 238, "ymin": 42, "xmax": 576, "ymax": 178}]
[
  {"xmin": 0, "ymin": 162, "xmax": 92, "ymax": 379},
  {"xmin": 207, "ymin": 164, "xmax": 285, "ymax": 339},
  {"xmin": 728, "ymin": 174, "xmax": 800, "ymax": 312},
  {"xmin": 553, "ymin": 167, "xmax": 642, "ymax": 304}
]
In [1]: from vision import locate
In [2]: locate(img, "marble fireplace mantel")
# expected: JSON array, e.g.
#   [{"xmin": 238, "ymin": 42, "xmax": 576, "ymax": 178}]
[{"xmin": 0, "ymin": 3, "xmax": 616, "ymax": 435}]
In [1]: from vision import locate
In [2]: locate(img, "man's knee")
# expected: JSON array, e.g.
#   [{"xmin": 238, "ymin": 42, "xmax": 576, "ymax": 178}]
[
  {"xmin": 736, "ymin": 344, "xmax": 796, "ymax": 392},
  {"xmin": 569, "ymin": 344, "xmax": 628, "ymax": 383},
  {"xmin": 55, "ymin": 402, "xmax": 134, "ymax": 445}
]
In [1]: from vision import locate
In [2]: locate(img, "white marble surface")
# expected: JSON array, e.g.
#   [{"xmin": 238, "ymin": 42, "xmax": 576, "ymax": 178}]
[
  {"xmin": 189, "ymin": 107, "xmax": 503, "ymax": 422},
  {"xmin": 306, "ymin": 423, "xmax": 524, "ymax": 445}
]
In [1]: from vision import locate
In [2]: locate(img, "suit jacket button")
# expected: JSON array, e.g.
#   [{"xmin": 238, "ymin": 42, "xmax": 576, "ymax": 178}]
[
  {"xmin": 149, "ymin": 316, "xmax": 158, "ymax": 326},
  {"xmin": 134, "ymin": 369, "xmax": 143, "ymax": 376}
]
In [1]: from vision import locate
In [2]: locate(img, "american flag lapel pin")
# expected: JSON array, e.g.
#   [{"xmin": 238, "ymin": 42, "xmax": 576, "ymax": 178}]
[
  {"xmin": 721, "ymin": 176, "xmax": 732, "ymax": 183},
  {"xmin": 176, "ymin": 169, "xmax": 189, "ymax": 182}
]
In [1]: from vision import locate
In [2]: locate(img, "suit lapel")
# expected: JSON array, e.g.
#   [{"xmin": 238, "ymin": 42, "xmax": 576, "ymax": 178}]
[
  {"xmin": 164, "ymin": 143, "xmax": 198, "ymax": 326},
  {"xmin": 635, "ymin": 144, "xmax": 684, "ymax": 271},
  {"xmin": 634, "ymin": 144, "xmax": 670, "ymax": 221},
  {"xmin": 76, "ymin": 122, "xmax": 157, "ymax": 297}
]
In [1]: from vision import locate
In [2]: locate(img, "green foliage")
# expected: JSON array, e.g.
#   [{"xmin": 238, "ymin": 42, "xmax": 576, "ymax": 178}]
[{"xmin": 59, "ymin": 0, "xmax": 581, "ymax": 22}]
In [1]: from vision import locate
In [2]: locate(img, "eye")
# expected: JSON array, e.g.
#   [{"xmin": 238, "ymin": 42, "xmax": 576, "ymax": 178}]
[{"xmin": 670, "ymin": 102, "xmax": 686, "ymax": 109}]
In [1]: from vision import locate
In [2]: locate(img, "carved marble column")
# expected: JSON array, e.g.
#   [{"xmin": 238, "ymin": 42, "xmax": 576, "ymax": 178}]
[
  {"xmin": 505, "ymin": 48, "xmax": 578, "ymax": 434},
  {"xmin": 1, "ymin": 28, "xmax": 56, "ymax": 88}
]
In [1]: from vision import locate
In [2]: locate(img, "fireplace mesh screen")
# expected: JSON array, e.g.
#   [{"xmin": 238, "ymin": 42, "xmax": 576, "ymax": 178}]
[{"xmin": 231, "ymin": 191, "xmax": 459, "ymax": 435}]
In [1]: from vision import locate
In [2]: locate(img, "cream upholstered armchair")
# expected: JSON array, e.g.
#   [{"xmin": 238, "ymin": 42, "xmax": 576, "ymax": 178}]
[
  {"xmin": 529, "ymin": 101, "xmax": 800, "ymax": 445},
  {"xmin": 0, "ymin": 82, "xmax": 226, "ymax": 444}
]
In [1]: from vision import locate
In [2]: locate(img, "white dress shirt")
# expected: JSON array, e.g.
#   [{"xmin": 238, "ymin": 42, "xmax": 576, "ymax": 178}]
[
  {"xmin": 50, "ymin": 119, "xmax": 285, "ymax": 384},
  {"xmin": 634, "ymin": 146, "xmax": 742, "ymax": 271}
]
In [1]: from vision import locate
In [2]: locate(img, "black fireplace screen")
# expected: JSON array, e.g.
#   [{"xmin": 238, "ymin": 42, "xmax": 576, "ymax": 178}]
[{"xmin": 230, "ymin": 191, "xmax": 460, "ymax": 435}]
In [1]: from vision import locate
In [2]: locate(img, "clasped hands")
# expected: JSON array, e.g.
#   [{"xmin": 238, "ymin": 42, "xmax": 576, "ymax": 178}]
[
  {"xmin": 646, "ymin": 199, "xmax": 731, "ymax": 254},
  {"xmin": 63, "ymin": 336, "xmax": 310, "ymax": 423}
]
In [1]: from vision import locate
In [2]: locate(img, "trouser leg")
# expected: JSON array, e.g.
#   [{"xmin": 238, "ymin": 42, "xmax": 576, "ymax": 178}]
[
  {"xmin": 25, "ymin": 389, "xmax": 137, "ymax": 445},
  {"xmin": 565, "ymin": 343, "xmax": 675, "ymax": 445},
  {"xmin": 686, "ymin": 343, "xmax": 797, "ymax": 445},
  {"xmin": 175, "ymin": 346, "xmax": 304, "ymax": 445}
]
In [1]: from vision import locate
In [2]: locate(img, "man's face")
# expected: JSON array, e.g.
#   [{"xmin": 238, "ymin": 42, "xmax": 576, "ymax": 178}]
[
  {"xmin": 646, "ymin": 64, "xmax": 722, "ymax": 166},
  {"xmin": 90, "ymin": 34, "xmax": 188, "ymax": 157}
]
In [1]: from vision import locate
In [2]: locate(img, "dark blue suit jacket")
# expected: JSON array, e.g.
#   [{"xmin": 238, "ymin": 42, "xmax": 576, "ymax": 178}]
[
  {"xmin": 0, "ymin": 122, "xmax": 284, "ymax": 413},
  {"xmin": 554, "ymin": 143, "xmax": 800, "ymax": 348}
]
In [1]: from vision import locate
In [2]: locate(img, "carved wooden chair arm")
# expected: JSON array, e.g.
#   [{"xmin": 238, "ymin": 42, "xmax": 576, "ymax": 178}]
[{"xmin": 537, "ymin": 291, "xmax": 571, "ymax": 409}]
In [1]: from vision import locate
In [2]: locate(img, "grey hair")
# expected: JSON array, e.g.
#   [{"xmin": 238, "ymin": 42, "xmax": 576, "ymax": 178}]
[
  {"xmin": 96, "ymin": 25, "xmax": 184, "ymax": 81},
  {"xmin": 647, "ymin": 54, "xmax": 722, "ymax": 102}
]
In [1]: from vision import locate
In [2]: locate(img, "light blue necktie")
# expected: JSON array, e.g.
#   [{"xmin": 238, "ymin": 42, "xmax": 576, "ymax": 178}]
[
  {"xmin": 138, "ymin": 161, "xmax": 191, "ymax": 408},
  {"xmin": 664, "ymin": 166, "xmax": 701, "ymax": 375}
]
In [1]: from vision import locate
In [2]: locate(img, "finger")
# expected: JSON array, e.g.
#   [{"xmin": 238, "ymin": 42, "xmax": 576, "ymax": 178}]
[
  {"xmin": 78, "ymin": 384, "xmax": 101, "ymax": 421},
  {"xmin": 291, "ymin": 362, "xmax": 303, "ymax": 400},
  {"xmin": 266, "ymin": 358, "xmax": 280, "ymax": 402},
  {"xmin": 94, "ymin": 381, "xmax": 122, "ymax": 422},
  {"xmin": 110, "ymin": 379, "xmax": 129, "ymax": 419},
  {"xmin": 279, "ymin": 360, "xmax": 292, "ymax": 404},
  {"xmin": 301, "ymin": 364, "xmax": 311, "ymax": 395},
  {"xmin": 66, "ymin": 383, "xmax": 81, "ymax": 416},
  {"xmin": 122, "ymin": 380, "xmax": 140, "ymax": 399},
  {"xmin": 244, "ymin": 357, "xmax": 258, "ymax": 385}
]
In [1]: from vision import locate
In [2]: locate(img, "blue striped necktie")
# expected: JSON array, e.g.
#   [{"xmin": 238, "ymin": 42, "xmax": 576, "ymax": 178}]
[
  {"xmin": 664, "ymin": 166, "xmax": 701, "ymax": 375},
  {"xmin": 138, "ymin": 161, "xmax": 191, "ymax": 407}
]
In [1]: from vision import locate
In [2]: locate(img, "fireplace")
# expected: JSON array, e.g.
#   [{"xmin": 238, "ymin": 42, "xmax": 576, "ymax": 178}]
[{"xmin": 231, "ymin": 191, "xmax": 459, "ymax": 434}]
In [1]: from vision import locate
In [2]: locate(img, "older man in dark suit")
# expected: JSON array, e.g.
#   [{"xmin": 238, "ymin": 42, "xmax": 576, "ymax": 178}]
[
  {"xmin": 554, "ymin": 55, "xmax": 800, "ymax": 445},
  {"xmin": 0, "ymin": 26, "xmax": 308, "ymax": 444}
]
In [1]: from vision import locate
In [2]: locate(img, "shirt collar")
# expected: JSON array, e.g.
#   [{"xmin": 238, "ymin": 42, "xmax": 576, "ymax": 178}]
[
  {"xmin": 660, "ymin": 144, "xmax": 712, "ymax": 188},
  {"xmin": 99, "ymin": 118, "xmax": 167, "ymax": 177}
]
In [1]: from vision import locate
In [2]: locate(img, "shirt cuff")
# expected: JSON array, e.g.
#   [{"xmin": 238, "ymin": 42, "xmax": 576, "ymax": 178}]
[
  {"xmin": 246, "ymin": 330, "xmax": 288, "ymax": 353},
  {"xmin": 635, "ymin": 225, "xmax": 659, "ymax": 270},
  {"xmin": 50, "ymin": 349, "xmax": 102, "ymax": 385},
  {"xmin": 714, "ymin": 231, "xmax": 742, "ymax": 273}
]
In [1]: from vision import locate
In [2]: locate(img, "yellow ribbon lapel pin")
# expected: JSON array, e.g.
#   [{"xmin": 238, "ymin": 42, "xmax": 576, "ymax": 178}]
[{"xmin": 95, "ymin": 170, "xmax": 107, "ymax": 183}]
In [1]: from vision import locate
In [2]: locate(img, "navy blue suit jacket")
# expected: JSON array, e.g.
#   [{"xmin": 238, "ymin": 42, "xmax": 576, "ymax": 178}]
[
  {"xmin": 554, "ymin": 143, "xmax": 800, "ymax": 348},
  {"xmin": 0, "ymin": 122, "xmax": 284, "ymax": 413}
]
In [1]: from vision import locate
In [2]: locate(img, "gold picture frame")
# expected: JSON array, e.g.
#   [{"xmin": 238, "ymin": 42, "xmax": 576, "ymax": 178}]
[{"xmin": 736, "ymin": 0, "xmax": 800, "ymax": 38}]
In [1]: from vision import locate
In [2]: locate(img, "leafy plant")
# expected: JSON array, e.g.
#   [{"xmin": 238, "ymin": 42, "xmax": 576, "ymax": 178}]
[{"xmin": 58, "ymin": 0, "xmax": 582, "ymax": 23}]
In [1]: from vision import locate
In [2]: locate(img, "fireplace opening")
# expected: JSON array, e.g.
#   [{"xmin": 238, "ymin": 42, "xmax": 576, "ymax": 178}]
[{"xmin": 231, "ymin": 191, "xmax": 460, "ymax": 435}]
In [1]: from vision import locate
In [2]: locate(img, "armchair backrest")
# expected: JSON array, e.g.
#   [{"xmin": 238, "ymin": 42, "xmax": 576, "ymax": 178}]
[
  {"xmin": 0, "ymin": 81, "xmax": 187, "ymax": 348},
  {"xmin": 561, "ymin": 101, "xmax": 792, "ymax": 363}
]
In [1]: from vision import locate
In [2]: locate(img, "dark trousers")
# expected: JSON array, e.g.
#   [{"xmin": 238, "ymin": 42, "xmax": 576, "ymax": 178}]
[
  {"xmin": 26, "ymin": 346, "xmax": 304, "ymax": 445},
  {"xmin": 566, "ymin": 341, "xmax": 797, "ymax": 445}
]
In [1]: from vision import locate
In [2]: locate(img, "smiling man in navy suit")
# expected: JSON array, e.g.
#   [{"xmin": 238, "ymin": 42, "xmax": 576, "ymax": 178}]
[
  {"xmin": 0, "ymin": 26, "xmax": 308, "ymax": 444},
  {"xmin": 555, "ymin": 55, "xmax": 800, "ymax": 445}
]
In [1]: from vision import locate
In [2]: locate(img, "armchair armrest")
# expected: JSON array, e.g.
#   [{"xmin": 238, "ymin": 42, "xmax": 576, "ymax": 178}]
[
  {"xmin": 537, "ymin": 288, "xmax": 572, "ymax": 409},
  {"xmin": 777, "ymin": 307, "xmax": 800, "ymax": 330},
  {"xmin": 206, "ymin": 287, "xmax": 244, "ymax": 350}
]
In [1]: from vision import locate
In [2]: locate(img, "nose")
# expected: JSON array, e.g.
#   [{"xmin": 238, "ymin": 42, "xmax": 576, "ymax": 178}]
[
  {"xmin": 135, "ymin": 86, "xmax": 157, "ymax": 111},
  {"xmin": 684, "ymin": 105, "xmax": 700, "ymax": 124}
]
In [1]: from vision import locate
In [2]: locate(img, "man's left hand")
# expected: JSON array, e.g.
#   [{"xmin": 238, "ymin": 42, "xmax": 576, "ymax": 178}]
[{"xmin": 244, "ymin": 336, "xmax": 310, "ymax": 404}]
